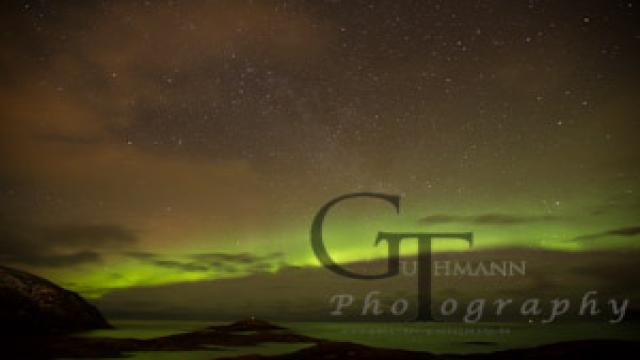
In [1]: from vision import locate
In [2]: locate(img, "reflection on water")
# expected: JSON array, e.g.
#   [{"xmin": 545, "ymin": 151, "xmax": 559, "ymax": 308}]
[
  {"xmin": 125, "ymin": 343, "xmax": 313, "ymax": 360},
  {"xmin": 288, "ymin": 321, "xmax": 640, "ymax": 354},
  {"xmin": 62, "ymin": 319, "xmax": 640, "ymax": 359},
  {"xmin": 80, "ymin": 320, "xmax": 219, "ymax": 339}
]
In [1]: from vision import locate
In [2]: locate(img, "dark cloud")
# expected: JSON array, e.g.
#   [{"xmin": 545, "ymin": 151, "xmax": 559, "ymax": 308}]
[
  {"xmin": 152, "ymin": 260, "xmax": 209, "ymax": 272},
  {"xmin": 124, "ymin": 251, "xmax": 284, "ymax": 274},
  {"xmin": 190, "ymin": 252, "xmax": 284, "ymax": 264},
  {"xmin": 123, "ymin": 252, "xmax": 209, "ymax": 272},
  {"xmin": 208, "ymin": 260, "xmax": 239, "ymax": 273},
  {"xmin": 246, "ymin": 262, "xmax": 274, "ymax": 274},
  {"xmin": 571, "ymin": 226, "xmax": 640, "ymax": 242},
  {"xmin": 123, "ymin": 251, "xmax": 157, "ymax": 260},
  {"xmin": 0, "ymin": 221, "xmax": 138, "ymax": 267},
  {"xmin": 420, "ymin": 214, "xmax": 561, "ymax": 225}
]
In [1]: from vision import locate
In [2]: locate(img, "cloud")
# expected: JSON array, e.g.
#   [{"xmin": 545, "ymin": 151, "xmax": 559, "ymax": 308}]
[
  {"xmin": 123, "ymin": 251, "xmax": 157, "ymax": 260},
  {"xmin": 419, "ymin": 214, "xmax": 561, "ymax": 225},
  {"xmin": 189, "ymin": 252, "xmax": 284, "ymax": 264},
  {"xmin": 1, "ymin": 1, "xmax": 300, "ymax": 248},
  {"xmin": 124, "ymin": 251, "xmax": 284, "ymax": 274},
  {"xmin": 571, "ymin": 226, "xmax": 640, "ymax": 242},
  {"xmin": 191, "ymin": 252, "xmax": 285, "ymax": 273},
  {"xmin": 124, "ymin": 252, "xmax": 208, "ymax": 272},
  {"xmin": 0, "ymin": 221, "xmax": 138, "ymax": 267},
  {"xmin": 152, "ymin": 260, "xmax": 209, "ymax": 272},
  {"xmin": 96, "ymin": 249, "xmax": 640, "ymax": 321}
]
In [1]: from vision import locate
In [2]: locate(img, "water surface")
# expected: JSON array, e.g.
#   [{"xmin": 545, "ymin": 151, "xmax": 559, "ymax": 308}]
[{"xmin": 67, "ymin": 319, "xmax": 640, "ymax": 359}]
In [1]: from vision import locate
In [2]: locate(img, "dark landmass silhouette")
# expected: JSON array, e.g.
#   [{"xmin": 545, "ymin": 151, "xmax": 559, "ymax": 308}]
[
  {"xmin": 1, "ymin": 266, "xmax": 638, "ymax": 359},
  {"xmin": 2, "ymin": 318, "xmax": 318, "ymax": 359},
  {"xmin": 2, "ymin": 318, "xmax": 639, "ymax": 359},
  {"xmin": 216, "ymin": 339, "xmax": 640, "ymax": 360},
  {"xmin": 210, "ymin": 318, "xmax": 286, "ymax": 332},
  {"xmin": 0, "ymin": 265, "xmax": 111, "ymax": 335}
]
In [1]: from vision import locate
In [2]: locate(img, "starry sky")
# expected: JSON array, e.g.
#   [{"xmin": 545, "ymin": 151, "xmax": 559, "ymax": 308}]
[{"xmin": 1, "ymin": 0, "xmax": 639, "ymax": 299}]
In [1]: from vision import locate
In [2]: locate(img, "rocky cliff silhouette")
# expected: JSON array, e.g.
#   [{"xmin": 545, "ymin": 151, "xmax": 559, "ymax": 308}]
[{"xmin": 0, "ymin": 265, "xmax": 111, "ymax": 335}]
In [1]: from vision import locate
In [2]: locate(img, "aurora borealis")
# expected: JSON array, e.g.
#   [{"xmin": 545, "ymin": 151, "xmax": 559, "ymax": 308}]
[{"xmin": 1, "ymin": 0, "xmax": 639, "ymax": 308}]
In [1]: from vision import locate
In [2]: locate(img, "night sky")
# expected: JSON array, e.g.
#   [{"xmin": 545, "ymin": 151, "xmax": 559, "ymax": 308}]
[{"xmin": 1, "ymin": 1, "xmax": 639, "ymax": 300}]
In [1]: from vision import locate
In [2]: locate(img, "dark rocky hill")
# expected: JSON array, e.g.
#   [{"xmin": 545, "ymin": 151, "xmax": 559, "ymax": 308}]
[{"xmin": 0, "ymin": 265, "xmax": 111, "ymax": 335}]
